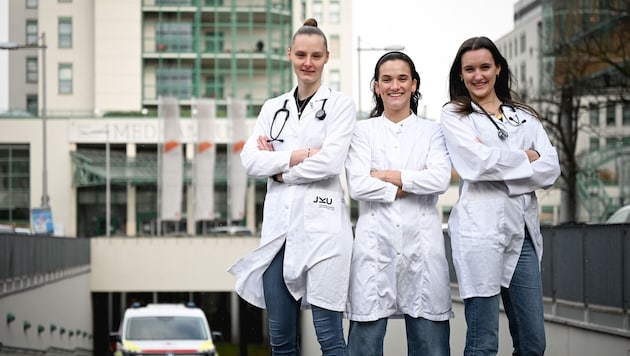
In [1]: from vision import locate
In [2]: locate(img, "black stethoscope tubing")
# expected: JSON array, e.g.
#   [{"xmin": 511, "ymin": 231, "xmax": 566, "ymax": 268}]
[
  {"xmin": 267, "ymin": 97, "xmax": 328, "ymax": 143},
  {"xmin": 473, "ymin": 101, "xmax": 524, "ymax": 140}
]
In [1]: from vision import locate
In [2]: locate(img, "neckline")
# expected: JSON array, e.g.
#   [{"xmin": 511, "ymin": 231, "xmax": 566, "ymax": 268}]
[{"xmin": 294, "ymin": 90, "xmax": 316, "ymax": 117}]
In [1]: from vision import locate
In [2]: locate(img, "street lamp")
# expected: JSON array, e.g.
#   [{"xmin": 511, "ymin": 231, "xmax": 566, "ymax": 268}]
[
  {"xmin": 356, "ymin": 36, "xmax": 405, "ymax": 118},
  {"xmin": 0, "ymin": 33, "xmax": 49, "ymax": 207},
  {"xmin": 80, "ymin": 126, "xmax": 111, "ymax": 237}
]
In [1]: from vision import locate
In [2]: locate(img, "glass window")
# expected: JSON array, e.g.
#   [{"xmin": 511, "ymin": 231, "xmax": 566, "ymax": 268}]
[
  {"xmin": 156, "ymin": 22, "xmax": 192, "ymax": 52},
  {"xmin": 520, "ymin": 62, "xmax": 526, "ymax": 84},
  {"xmin": 623, "ymin": 102, "xmax": 630, "ymax": 126},
  {"xmin": 312, "ymin": 0, "xmax": 323, "ymax": 22},
  {"xmin": 26, "ymin": 95, "xmax": 38, "ymax": 116},
  {"xmin": 26, "ymin": 0, "xmax": 38, "ymax": 8},
  {"xmin": 26, "ymin": 19, "xmax": 38, "ymax": 45},
  {"xmin": 59, "ymin": 63, "xmax": 73, "ymax": 94},
  {"xmin": 329, "ymin": 35, "xmax": 339, "ymax": 59},
  {"xmin": 59, "ymin": 17, "xmax": 72, "ymax": 48},
  {"xmin": 157, "ymin": 66, "xmax": 192, "ymax": 99},
  {"xmin": 606, "ymin": 102, "xmax": 616, "ymax": 126},
  {"xmin": 520, "ymin": 33, "xmax": 526, "ymax": 53},
  {"xmin": 329, "ymin": 69, "xmax": 340, "ymax": 91},
  {"xmin": 589, "ymin": 103, "xmax": 599, "ymax": 126},
  {"xmin": 589, "ymin": 136, "xmax": 600, "ymax": 151},
  {"xmin": 329, "ymin": 0, "xmax": 340, "ymax": 24},
  {"xmin": 26, "ymin": 57, "xmax": 38, "ymax": 83},
  {"xmin": 0, "ymin": 144, "xmax": 31, "ymax": 225}
]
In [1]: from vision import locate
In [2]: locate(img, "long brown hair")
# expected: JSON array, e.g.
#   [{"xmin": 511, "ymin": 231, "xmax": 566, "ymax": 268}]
[{"xmin": 446, "ymin": 36, "xmax": 539, "ymax": 118}]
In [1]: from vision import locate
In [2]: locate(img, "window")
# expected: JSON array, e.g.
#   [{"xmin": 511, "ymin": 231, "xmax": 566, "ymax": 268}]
[
  {"xmin": 589, "ymin": 136, "xmax": 600, "ymax": 151},
  {"xmin": 329, "ymin": 70, "xmax": 340, "ymax": 91},
  {"xmin": 58, "ymin": 63, "xmax": 73, "ymax": 94},
  {"xmin": 606, "ymin": 102, "xmax": 616, "ymax": 126},
  {"xmin": 204, "ymin": 32, "xmax": 224, "ymax": 53},
  {"xmin": 329, "ymin": 35, "xmax": 340, "ymax": 59},
  {"xmin": 589, "ymin": 103, "xmax": 599, "ymax": 127},
  {"xmin": 157, "ymin": 66, "xmax": 192, "ymax": 99},
  {"xmin": 58, "ymin": 17, "xmax": 72, "ymax": 48},
  {"xmin": 205, "ymin": 76, "xmax": 224, "ymax": 98},
  {"xmin": 26, "ymin": 19, "xmax": 38, "ymax": 45},
  {"xmin": 520, "ymin": 62, "xmax": 526, "ymax": 84},
  {"xmin": 623, "ymin": 102, "xmax": 630, "ymax": 126},
  {"xmin": 312, "ymin": 0, "xmax": 323, "ymax": 22},
  {"xmin": 26, "ymin": 0, "xmax": 38, "ymax": 8},
  {"xmin": 520, "ymin": 33, "xmax": 526, "ymax": 54},
  {"xmin": 156, "ymin": 22, "xmax": 192, "ymax": 52},
  {"xmin": 0, "ymin": 144, "xmax": 31, "ymax": 225},
  {"xmin": 26, "ymin": 95, "xmax": 38, "ymax": 116},
  {"xmin": 26, "ymin": 57, "xmax": 38, "ymax": 83},
  {"xmin": 329, "ymin": 0, "xmax": 340, "ymax": 24}
]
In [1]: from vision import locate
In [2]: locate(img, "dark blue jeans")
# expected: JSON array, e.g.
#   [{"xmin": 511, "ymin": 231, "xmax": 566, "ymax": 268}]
[
  {"xmin": 347, "ymin": 316, "xmax": 450, "ymax": 356},
  {"xmin": 463, "ymin": 233, "xmax": 546, "ymax": 356},
  {"xmin": 263, "ymin": 244, "xmax": 346, "ymax": 355}
]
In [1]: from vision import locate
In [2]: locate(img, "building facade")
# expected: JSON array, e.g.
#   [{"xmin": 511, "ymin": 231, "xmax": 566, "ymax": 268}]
[{"xmin": 0, "ymin": 0, "xmax": 357, "ymax": 235}]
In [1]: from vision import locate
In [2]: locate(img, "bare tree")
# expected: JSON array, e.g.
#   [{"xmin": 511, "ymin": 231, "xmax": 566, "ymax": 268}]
[{"xmin": 536, "ymin": 1, "xmax": 630, "ymax": 223}]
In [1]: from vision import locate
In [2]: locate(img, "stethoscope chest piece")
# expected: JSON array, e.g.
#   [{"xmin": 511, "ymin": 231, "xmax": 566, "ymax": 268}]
[{"xmin": 315, "ymin": 98, "xmax": 328, "ymax": 120}]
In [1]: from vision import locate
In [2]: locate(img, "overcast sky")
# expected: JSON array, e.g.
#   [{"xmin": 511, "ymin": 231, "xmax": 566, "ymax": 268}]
[{"xmin": 352, "ymin": 0, "xmax": 520, "ymax": 120}]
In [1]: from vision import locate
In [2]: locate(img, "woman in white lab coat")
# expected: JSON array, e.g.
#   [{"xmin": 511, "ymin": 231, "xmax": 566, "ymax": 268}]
[
  {"xmin": 345, "ymin": 51, "xmax": 453, "ymax": 356},
  {"xmin": 228, "ymin": 18, "xmax": 355, "ymax": 355},
  {"xmin": 440, "ymin": 36, "xmax": 560, "ymax": 355}
]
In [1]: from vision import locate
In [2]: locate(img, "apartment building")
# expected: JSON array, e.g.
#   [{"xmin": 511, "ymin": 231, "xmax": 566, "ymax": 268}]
[{"xmin": 0, "ymin": 0, "xmax": 354, "ymax": 235}]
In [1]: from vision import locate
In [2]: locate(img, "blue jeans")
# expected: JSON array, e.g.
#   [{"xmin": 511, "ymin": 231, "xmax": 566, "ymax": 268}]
[
  {"xmin": 263, "ymin": 244, "xmax": 347, "ymax": 355},
  {"xmin": 347, "ymin": 316, "xmax": 450, "ymax": 356},
  {"xmin": 463, "ymin": 233, "xmax": 546, "ymax": 356}
]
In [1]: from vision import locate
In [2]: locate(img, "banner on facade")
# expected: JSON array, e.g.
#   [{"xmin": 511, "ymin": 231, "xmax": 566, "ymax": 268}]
[
  {"xmin": 228, "ymin": 98, "xmax": 248, "ymax": 222},
  {"xmin": 158, "ymin": 96, "xmax": 183, "ymax": 221},
  {"xmin": 193, "ymin": 98, "xmax": 217, "ymax": 221}
]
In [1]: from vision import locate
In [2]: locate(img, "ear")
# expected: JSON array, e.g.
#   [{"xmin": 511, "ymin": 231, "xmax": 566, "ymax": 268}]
[
  {"xmin": 496, "ymin": 63, "xmax": 501, "ymax": 77},
  {"xmin": 412, "ymin": 78, "xmax": 418, "ymax": 92},
  {"xmin": 374, "ymin": 81, "xmax": 381, "ymax": 96},
  {"xmin": 286, "ymin": 47, "xmax": 291, "ymax": 59}
]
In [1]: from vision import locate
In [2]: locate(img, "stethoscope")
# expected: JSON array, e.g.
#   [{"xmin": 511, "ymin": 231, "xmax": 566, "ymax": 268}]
[
  {"xmin": 267, "ymin": 97, "xmax": 328, "ymax": 143},
  {"xmin": 473, "ymin": 101, "xmax": 525, "ymax": 140}
]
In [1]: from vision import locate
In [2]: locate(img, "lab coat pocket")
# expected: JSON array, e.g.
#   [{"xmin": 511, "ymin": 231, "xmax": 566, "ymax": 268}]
[
  {"xmin": 304, "ymin": 188, "xmax": 342, "ymax": 235},
  {"xmin": 459, "ymin": 198, "xmax": 505, "ymax": 241}
]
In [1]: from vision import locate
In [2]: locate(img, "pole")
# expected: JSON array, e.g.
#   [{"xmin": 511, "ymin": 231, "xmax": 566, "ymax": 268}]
[
  {"xmin": 41, "ymin": 32, "xmax": 48, "ymax": 207},
  {"xmin": 106, "ymin": 125, "xmax": 111, "ymax": 237}
]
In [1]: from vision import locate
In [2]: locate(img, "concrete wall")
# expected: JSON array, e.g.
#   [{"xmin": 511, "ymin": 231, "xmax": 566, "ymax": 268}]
[{"xmin": 0, "ymin": 271, "xmax": 93, "ymax": 353}]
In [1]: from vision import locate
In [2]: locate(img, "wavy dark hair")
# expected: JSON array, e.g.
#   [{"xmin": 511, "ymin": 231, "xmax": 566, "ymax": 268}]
[
  {"xmin": 369, "ymin": 51, "xmax": 422, "ymax": 118},
  {"xmin": 447, "ymin": 36, "xmax": 539, "ymax": 118}
]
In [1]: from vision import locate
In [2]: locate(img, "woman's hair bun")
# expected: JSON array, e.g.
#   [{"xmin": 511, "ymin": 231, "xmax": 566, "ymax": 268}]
[{"xmin": 303, "ymin": 18, "xmax": 318, "ymax": 27}]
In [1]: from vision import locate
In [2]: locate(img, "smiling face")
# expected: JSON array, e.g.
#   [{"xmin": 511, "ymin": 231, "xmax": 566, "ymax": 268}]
[
  {"xmin": 288, "ymin": 34, "xmax": 329, "ymax": 88},
  {"xmin": 374, "ymin": 59, "xmax": 417, "ymax": 119},
  {"xmin": 460, "ymin": 48, "xmax": 501, "ymax": 103}
]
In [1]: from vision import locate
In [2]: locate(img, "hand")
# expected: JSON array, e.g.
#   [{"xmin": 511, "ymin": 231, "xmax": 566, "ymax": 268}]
[
  {"xmin": 257, "ymin": 136, "xmax": 274, "ymax": 151},
  {"xmin": 526, "ymin": 149, "xmax": 540, "ymax": 162}
]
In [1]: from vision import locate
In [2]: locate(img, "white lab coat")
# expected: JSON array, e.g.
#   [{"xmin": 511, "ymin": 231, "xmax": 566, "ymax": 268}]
[
  {"xmin": 228, "ymin": 84, "xmax": 356, "ymax": 312},
  {"xmin": 344, "ymin": 114, "xmax": 454, "ymax": 322},
  {"xmin": 440, "ymin": 103, "xmax": 561, "ymax": 299}
]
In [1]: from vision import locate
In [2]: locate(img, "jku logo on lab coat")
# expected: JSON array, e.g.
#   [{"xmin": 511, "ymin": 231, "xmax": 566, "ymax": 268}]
[{"xmin": 312, "ymin": 195, "xmax": 335, "ymax": 210}]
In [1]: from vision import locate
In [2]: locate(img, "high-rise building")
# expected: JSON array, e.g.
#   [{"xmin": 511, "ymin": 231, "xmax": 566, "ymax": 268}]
[{"xmin": 0, "ymin": 0, "xmax": 354, "ymax": 235}]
